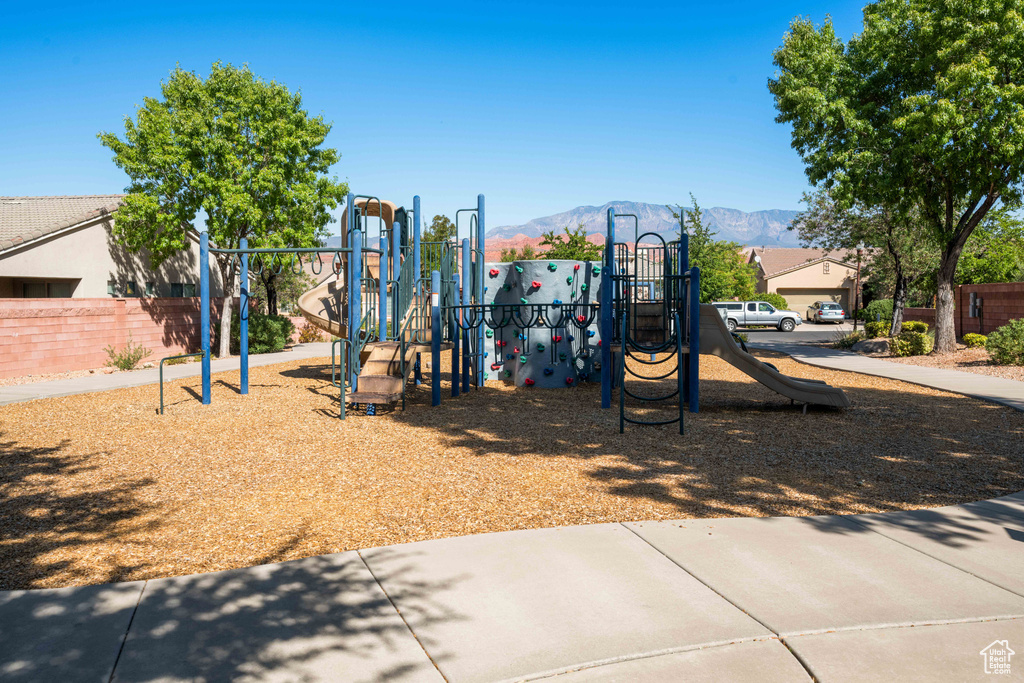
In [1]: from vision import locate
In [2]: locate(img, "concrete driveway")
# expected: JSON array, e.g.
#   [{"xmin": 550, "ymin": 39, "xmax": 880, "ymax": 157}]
[{"xmin": 738, "ymin": 320, "xmax": 854, "ymax": 345}]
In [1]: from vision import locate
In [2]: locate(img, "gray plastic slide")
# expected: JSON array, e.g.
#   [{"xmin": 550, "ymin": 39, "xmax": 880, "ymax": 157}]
[{"xmin": 698, "ymin": 304, "xmax": 851, "ymax": 408}]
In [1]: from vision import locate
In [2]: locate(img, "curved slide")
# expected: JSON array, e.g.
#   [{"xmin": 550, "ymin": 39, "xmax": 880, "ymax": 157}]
[
  {"xmin": 698, "ymin": 304, "xmax": 851, "ymax": 408},
  {"xmin": 297, "ymin": 273, "xmax": 349, "ymax": 339}
]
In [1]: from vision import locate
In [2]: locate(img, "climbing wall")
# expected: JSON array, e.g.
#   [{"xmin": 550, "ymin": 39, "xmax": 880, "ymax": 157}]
[{"xmin": 483, "ymin": 259, "xmax": 603, "ymax": 388}]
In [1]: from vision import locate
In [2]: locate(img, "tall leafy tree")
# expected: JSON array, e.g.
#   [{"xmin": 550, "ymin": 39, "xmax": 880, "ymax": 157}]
[
  {"xmin": 770, "ymin": 1, "xmax": 1024, "ymax": 352},
  {"xmin": 421, "ymin": 215, "xmax": 457, "ymax": 278},
  {"xmin": 99, "ymin": 62, "xmax": 348, "ymax": 357},
  {"xmin": 955, "ymin": 208, "xmax": 1024, "ymax": 285},
  {"xmin": 671, "ymin": 195, "xmax": 756, "ymax": 303},
  {"xmin": 792, "ymin": 189, "xmax": 937, "ymax": 335},
  {"xmin": 538, "ymin": 223, "xmax": 602, "ymax": 261}
]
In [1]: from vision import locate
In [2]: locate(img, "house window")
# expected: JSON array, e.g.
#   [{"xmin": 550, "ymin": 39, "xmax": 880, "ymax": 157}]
[
  {"xmin": 125, "ymin": 280, "xmax": 138, "ymax": 296},
  {"xmin": 107, "ymin": 280, "xmax": 117, "ymax": 296},
  {"xmin": 170, "ymin": 283, "xmax": 184, "ymax": 297},
  {"xmin": 823, "ymin": 262, "xmax": 830, "ymax": 274},
  {"xmin": 145, "ymin": 282, "xmax": 155, "ymax": 296},
  {"xmin": 183, "ymin": 283, "xmax": 196, "ymax": 297}
]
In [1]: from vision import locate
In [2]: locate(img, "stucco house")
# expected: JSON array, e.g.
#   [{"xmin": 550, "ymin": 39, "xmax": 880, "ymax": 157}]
[
  {"xmin": 747, "ymin": 247, "xmax": 860, "ymax": 313},
  {"xmin": 0, "ymin": 195, "xmax": 223, "ymax": 298}
]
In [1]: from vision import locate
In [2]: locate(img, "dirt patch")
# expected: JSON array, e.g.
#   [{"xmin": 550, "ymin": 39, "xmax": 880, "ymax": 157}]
[
  {"xmin": 881, "ymin": 345, "xmax": 1024, "ymax": 382},
  {"xmin": 2, "ymin": 350, "xmax": 1022, "ymax": 590}
]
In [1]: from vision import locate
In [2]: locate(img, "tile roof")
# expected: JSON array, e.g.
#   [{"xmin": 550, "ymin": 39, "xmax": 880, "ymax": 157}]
[
  {"xmin": 0, "ymin": 195, "xmax": 125, "ymax": 252},
  {"xmin": 749, "ymin": 247, "xmax": 857, "ymax": 278}
]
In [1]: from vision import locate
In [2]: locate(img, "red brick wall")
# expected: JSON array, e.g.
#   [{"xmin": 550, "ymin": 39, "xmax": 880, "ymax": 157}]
[
  {"xmin": 0, "ymin": 298, "xmax": 231, "ymax": 379},
  {"xmin": 902, "ymin": 282, "xmax": 1024, "ymax": 337}
]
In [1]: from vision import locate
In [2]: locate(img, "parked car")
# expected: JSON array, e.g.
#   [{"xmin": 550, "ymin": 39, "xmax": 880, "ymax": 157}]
[
  {"xmin": 806, "ymin": 301, "xmax": 846, "ymax": 324},
  {"xmin": 712, "ymin": 301, "xmax": 804, "ymax": 333}
]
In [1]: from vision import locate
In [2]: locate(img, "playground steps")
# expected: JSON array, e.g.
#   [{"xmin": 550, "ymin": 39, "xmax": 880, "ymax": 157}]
[
  {"xmin": 349, "ymin": 336, "xmax": 455, "ymax": 406},
  {"xmin": 631, "ymin": 302, "xmax": 669, "ymax": 344}
]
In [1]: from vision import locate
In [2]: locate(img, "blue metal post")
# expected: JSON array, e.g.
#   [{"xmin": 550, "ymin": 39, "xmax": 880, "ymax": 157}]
[
  {"xmin": 379, "ymin": 233, "xmax": 388, "ymax": 343},
  {"xmin": 476, "ymin": 194, "xmax": 485, "ymax": 386},
  {"xmin": 461, "ymin": 237, "xmax": 471, "ymax": 393},
  {"xmin": 239, "ymin": 237, "xmax": 249, "ymax": 395},
  {"xmin": 392, "ymin": 220, "xmax": 401, "ymax": 338},
  {"xmin": 688, "ymin": 267, "xmax": 700, "ymax": 413},
  {"xmin": 200, "ymin": 232, "xmax": 211, "ymax": 405},
  {"xmin": 452, "ymin": 273, "xmax": 460, "ymax": 397},
  {"xmin": 601, "ymin": 209, "xmax": 614, "ymax": 409},
  {"xmin": 413, "ymin": 195, "xmax": 421, "ymax": 295},
  {"xmin": 431, "ymin": 270, "xmax": 441, "ymax": 406},
  {"xmin": 348, "ymin": 193, "xmax": 361, "ymax": 390},
  {"xmin": 679, "ymin": 235, "xmax": 689, "ymax": 400}
]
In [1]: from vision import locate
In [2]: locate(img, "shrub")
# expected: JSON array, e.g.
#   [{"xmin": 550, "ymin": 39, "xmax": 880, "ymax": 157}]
[
  {"xmin": 760, "ymin": 292, "xmax": 790, "ymax": 311},
  {"xmin": 857, "ymin": 298, "xmax": 893, "ymax": 322},
  {"xmin": 889, "ymin": 330, "xmax": 933, "ymax": 357},
  {"xmin": 831, "ymin": 330, "xmax": 865, "ymax": 349},
  {"xmin": 985, "ymin": 319, "xmax": 1024, "ymax": 365},
  {"xmin": 297, "ymin": 321, "xmax": 325, "ymax": 343},
  {"xmin": 962, "ymin": 333, "xmax": 987, "ymax": 349},
  {"xmin": 216, "ymin": 310, "xmax": 295, "ymax": 354},
  {"xmin": 864, "ymin": 321, "xmax": 889, "ymax": 339},
  {"xmin": 103, "ymin": 334, "xmax": 152, "ymax": 370},
  {"xmin": 902, "ymin": 320, "xmax": 929, "ymax": 333}
]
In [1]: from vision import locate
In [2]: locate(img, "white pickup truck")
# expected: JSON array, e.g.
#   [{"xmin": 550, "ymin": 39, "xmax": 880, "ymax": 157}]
[{"xmin": 712, "ymin": 301, "xmax": 804, "ymax": 333}]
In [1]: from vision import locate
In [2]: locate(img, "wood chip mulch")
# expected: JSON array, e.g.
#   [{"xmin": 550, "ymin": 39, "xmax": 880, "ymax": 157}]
[
  {"xmin": 881, "ymin": 346, "xmax": 1024, "ymax": 382},
  {"xmin": 2, "ymin": 350, "xmax": 1022, "ymax": 590}
]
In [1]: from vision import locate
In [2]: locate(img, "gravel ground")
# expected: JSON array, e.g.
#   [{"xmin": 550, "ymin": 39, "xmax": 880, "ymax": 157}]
[
  {"xmin": 2, "ymin": 350, "xmax": 1022, "ymax": 590},
  {"xmin": 881, "ymin": 346, "xmax": 1024, "ymax": 382}
]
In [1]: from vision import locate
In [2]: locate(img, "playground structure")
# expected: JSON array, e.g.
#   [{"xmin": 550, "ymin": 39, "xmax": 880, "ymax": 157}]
[{"xmin": 195, "ymin": 193, "xmax": 849, "ymax": 431}]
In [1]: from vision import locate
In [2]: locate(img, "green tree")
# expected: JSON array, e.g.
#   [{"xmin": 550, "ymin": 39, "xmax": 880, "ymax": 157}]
[
  {"xmin": 792, "ymin": 189, "xmax": 937, "ymax": 335},
  {"xmin": 500, "ymin": 243, "xmax": 538, "ymax": 261},
  {"xmin": 770, "ymin": 1, "xmax": 1024, "ymax": 352},
  {"xmin": 956, "ymin": 208, "xmax": 1024, "ymax": 285},
  {"xmin": 423, "ymin": 214, "xmax": 456, "ymax": 243},
  {"xmin": 421, "ymin": 214, "xmax": 457, "ymax": 278},
  {"xmin": 671, "ymin": 195, "xmax": 757, "ymax": 303},
  {"xmin": 253, "ymin": 266, "xmax": 317, "ymax": 316},
  {"xmin": 538, "ymin": 223, "xmax": 602, "ymax": 261},
  {"xmin": 99, "ymin": 62, "xmax": 347, "ymax": 357}
]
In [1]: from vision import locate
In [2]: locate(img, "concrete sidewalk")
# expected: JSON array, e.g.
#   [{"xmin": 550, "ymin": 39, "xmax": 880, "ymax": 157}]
[
  {"xmin": 0, "ymin": 342, "xmax": 335, "ymax": 406},
  {"xmin": 752, "ymin": 340, "xmax": 1024, "ymax": 412},
  {"xmin": 2, "ymin": 492, "xmax": 1022, "ymax": 682}
]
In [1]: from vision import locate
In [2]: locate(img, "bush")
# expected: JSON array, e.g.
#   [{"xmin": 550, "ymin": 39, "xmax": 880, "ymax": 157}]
[
  {"xmin": 216, "ymin": 309, "xmax": 295, "ymax": 354},
  {"xmin": 985, "ymin": 319, "xmax": 1024, "ymax": 365},
  {"xmin": 832, "ymin": 330, "xmax": 865, "ymax": 349},
  {"xmin": 901, "ymin": 320, "xmax": 929, "ymax": 333},
  {"xmin": 962, "ymin": 333, "xmax": 987, "ymax": 349},
  {"xmin": 297, "ymin": 321, "xmax": 325, "ymax": 344},
  {"xmin": 103, "ymin": 334, "xmax": 152, "ymax": 370},
  {"xmin": 857, "ymin": 298, "xmax": 893, "ymax": 322},
  {"xmin": 864, "ymin": 321, "xmax": 889, "ymax": 339},
  {"xmin": 760, "ymin": 292, "xmax": 790, "ymax": 311},
  {"xmin": 889, "ymin": 330, "xmax": 933, "ymax": 357}
]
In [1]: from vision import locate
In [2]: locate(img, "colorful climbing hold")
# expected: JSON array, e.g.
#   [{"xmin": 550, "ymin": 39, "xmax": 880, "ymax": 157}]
[
  {"xmin": 503, "ymin": 284, "xmax": 512, "ymax": 291},
  {"xmin": 524, "ymin": 378, "xmax": 535, "ymax": 386},
  {"xmin": 553, "ymin": 335, "xmax": 563, "ymax": 343},
  {"xmin": 548, "ymin": 262, "xmax": 557, "ymax": 271},
  {"xmin": 520, "ymin": 297, "xmax": 528, "ymax": 304},
  {"xmin": 489, "ymin": 268, "xmax": 499, "ymax": 277},
  {"xmin": 531, "ymin": 281, "xmax": 542, "ymax": 289},
  {"xmin": 514, "ymin": 346, "xmax": 520, "ymax": 354},
  {"xmin": 559, "ymin": 352, "xmax": 567, "ymax": 360},
  {"xmin": 491, "ymin": 362, "xmax": 502, "ymax": 371},
  {"xmin": 485, "ymin": 329, "xmax": 494, "ymax": 338},
  {"xmin": 580, "ymin": 283, "xmax": 588, "ymax": 291},
  {"xmin": 592, "ymin": 265, "xmax": 600, "ymax": 276},
  {"xmin": 597, "ymin": 340, "xmax": 602, "ymax": 347},
  {"xmin": 577, "ymin": 315, "xmax": 586, "ymax": 323},
  {"xmin": 543, "ymin": 368, "xmax": 554, "ymax": 376},
  {"xmin": 566, "ymin": 276, "xmax": 573, "ymax": 285},
  {"xmin": 517, "ymin": 332, "xmax": 526, "ymax": 340},
  {"xmin": 503, "ymin": 369, "xmax": 511, "ymax": 378},
  {"xmin": 497, "ymin": 340, "xmax": 507, "ymax": 347},
  {"xmin": 515, "ymin": 265, "xmax": 523, "ymax": 273},
  {"xmin": 506, "ymin": 353, "xmax": 514, "ymax": 360},
  {"xmin": 567, "ymin": 335, "xmax": 575, "ymax": 342},
  {"xmin": 579, "ymin": 372, "xmax": 589, "ymax": 381},
  {"xmin": 588, "ymin": 330, "xmax": 596, "ymax": 337},
  {"xmin": 519, "ymin": 355, "xmax": 528, "ymax": 363},
  {"xmin": 574, "ymin": 264, "xmax": 580, "ymax": 271},
  {"xmin": 536, "ymin": 343, "xmax": 545, "ymax": 352},
  {"xmin": 552, "ymin": 299, "xmax": 563, "ymax": 306},
  {"xmin": 565, "ymin": 377, "xmax": 574, "ymax": 385}
]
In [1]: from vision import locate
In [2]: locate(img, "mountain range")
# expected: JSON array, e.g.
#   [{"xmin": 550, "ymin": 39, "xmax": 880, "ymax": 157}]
[{"xmin": 486, "ymin": 201, "xmax": 802, "ymax": 248}]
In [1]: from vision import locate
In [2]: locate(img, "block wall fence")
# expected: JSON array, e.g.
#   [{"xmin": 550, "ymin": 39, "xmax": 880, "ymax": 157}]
[
  {"xmin": 0, "ymin": 297, "xmax": 237, "ymax": 379},
  {"xmin": 902, "ymin": 282, "xmax": 1024, "ymax": 337}
]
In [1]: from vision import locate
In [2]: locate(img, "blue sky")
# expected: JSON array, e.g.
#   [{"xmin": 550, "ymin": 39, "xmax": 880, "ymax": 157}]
[{"xmin": 0, "ymin": 1, "xmax": 868, "ymax": 235}]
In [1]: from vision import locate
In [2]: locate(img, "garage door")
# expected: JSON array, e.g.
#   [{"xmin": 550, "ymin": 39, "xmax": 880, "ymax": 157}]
[{"xmin": 776, "ymin": 288, "xmax": 850, "ymax": 316}]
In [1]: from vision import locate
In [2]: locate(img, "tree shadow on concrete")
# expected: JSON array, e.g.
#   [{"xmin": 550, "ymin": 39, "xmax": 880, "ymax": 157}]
[
  {"xmin": 0, "ymin": 434, "xmax": 159, "ymax": 590},
  {"xmin": 108, "ymin": 547, "xmax": 458, "ymax": 682}
]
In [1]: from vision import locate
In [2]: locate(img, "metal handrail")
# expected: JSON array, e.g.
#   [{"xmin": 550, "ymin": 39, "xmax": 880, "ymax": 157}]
[{"xmin": 159, "ymin": 352, "xmax": 205, "ymax": 414}]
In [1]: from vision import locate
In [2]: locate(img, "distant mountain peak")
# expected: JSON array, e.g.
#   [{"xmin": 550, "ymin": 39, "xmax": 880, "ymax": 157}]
[{"xmin": 487, "ymin": 201, "xmax": 802, "ymax": 247}]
